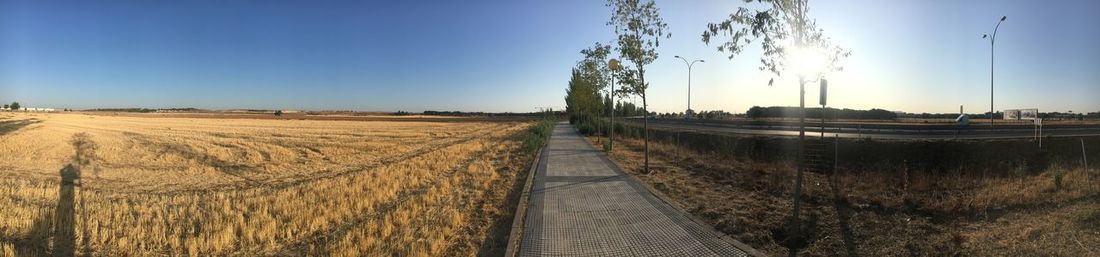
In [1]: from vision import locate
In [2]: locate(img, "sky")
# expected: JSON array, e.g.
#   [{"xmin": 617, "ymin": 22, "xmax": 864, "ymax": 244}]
[{"xmin": 1, "ymin": 0, "xmax": 1098, "ymax": 113}]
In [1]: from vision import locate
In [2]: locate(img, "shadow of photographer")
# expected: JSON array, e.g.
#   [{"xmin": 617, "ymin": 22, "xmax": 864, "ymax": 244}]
[{"xmin": 15, "ymin": 133, "xmax": 97, "ymax": 257}]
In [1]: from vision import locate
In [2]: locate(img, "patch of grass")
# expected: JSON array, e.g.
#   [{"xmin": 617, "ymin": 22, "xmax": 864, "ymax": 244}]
[
  {"xmin": 1053, "ymin": 168, "xmax": 1066, "ymax": 191},
  {"xmin": 1077, "ymin": 209, "xmax": 1100, "ymax": 230},
  {"xmin": 524, "ymin": 117, "xmax": 556, "ymax": 154}
]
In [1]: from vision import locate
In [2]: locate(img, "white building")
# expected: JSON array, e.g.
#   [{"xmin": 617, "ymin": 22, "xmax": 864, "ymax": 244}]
[{"xmin": 21, "ymin": 107, "xmax": 57, "ymax": 112}]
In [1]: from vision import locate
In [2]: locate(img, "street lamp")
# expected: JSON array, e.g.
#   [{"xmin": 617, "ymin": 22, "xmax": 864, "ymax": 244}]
[
  {"xmin": 674, "ymin": 56, "xmax": 703, "ymax": 119},
  {"xmin": 607, "ymin": 58, "xmax": 621, "ymax": 151},
  {"xmin": 982, "ymin": 15, "xmax": 1006, "ymax": 130}
]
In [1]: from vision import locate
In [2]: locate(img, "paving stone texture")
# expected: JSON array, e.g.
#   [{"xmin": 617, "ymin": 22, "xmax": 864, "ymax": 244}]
[{"xmin": 519, "ymin": 124, "xmax": 751, "ymax": 257}]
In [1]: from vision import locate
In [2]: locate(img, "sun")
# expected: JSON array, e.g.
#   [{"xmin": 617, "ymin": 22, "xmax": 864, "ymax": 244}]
[{"xmin": 788, "ymin": 46, "xmax": 828, "ymax": 78}]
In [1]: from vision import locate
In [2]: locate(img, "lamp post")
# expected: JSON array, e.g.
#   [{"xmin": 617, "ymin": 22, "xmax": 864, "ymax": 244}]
[
  {"xmin": 982, "ymin": 16, "xmax": 1006, "ymax": 130},
  {"xmin": 608, "ymin": 58, "xmax": 621, "ymax": 151},
  {"xmin": 674, "ymin": 56, "xmax": 703, "ymax": 119}
]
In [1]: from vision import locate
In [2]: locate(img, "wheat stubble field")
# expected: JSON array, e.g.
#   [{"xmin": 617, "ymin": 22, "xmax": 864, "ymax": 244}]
[{"xmin": 0, "ymin": 112, "xmax": 533, "ymax": 256}]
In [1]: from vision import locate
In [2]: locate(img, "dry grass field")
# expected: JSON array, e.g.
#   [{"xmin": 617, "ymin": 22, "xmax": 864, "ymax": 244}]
[
  {"xmin": 0, "ymin": 112, "xmax": 533, "ymax": 256},
  {"xmin": 590, "ymin": 135, "xmax": 1100, "ymax": 256}
]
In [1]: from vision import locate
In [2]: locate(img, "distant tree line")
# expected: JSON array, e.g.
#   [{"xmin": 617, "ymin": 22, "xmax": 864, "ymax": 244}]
[
  {"xmin": 746, "ymin": 106, "xmax": 898, "ymax": 120},
  {"xmin": 904, "ymin": 111, "xmax": 1097, "ymax": 121},
  {"xmin": 655, "ymin": 110, "xmax": 735, "ymax": 120},
  {"xmin": 160, "ymin": 108, "xmax": 202, "ymax": 112},
  {"xmin": 605, "ymin": 98, "xmax": 648, "ymax": 117},
  {"xmin": 1038, "ymin": 111, "xmax": 1089, "ymax": 120},
  {"xmin": 421, "ymin": 110, "xmax": 559, "ymax": 117},
  {"xmin": 87, "ymin": 108, "xmax": 158, "ymax": 113},
  {"xmin": 83, "ymin": 108, "xmax": 204, "ymax": 113}
]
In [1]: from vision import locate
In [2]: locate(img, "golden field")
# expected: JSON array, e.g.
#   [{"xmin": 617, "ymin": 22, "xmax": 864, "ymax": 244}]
[{"xmin": 0, "ymin": 112, "xmax": 533, "ymax": 256}]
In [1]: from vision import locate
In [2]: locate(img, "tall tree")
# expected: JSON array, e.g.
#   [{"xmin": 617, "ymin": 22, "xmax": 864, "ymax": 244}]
[
  {"xmin": 565, "ymin": 69, "xmax": 595, "ymax": 126},
  {"xmin": 580, "ymin": 43, "xmax": 612, "ymax": 138},
  {"xmin": 607, "ymin": 0, "xmax": 669, "ymax": 174},
  {"xmin": 10, "ymin": 102, "xmax": 20, "ymax": 111},
  {"xmin": 566, "ymin": 43, "xmax": 613, "ymax": 133},
  {"xmin": 702, "ymin": 1, "xmax": 848, "ymax": 256}
]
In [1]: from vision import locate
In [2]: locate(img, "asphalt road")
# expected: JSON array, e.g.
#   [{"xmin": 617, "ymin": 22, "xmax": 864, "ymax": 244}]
[{"xmin": 621, "ymin": 118, "xmax": 1100, "ymax": 140}]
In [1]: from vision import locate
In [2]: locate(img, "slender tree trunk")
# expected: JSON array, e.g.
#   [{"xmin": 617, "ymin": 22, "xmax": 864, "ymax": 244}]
[
  {"xmin": 790, "ymin": 77, "xmax": 806, "ymax": 257},
  {"xmin": 642, "ymin": 92, "xmax": 646, "ymax": 174},
  {"xmin": 638, "ymin": 66, "xmax": 649, "ymax": 174}
]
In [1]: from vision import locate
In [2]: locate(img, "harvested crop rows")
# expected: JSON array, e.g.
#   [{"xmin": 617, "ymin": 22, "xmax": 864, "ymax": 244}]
[{"xmin": 0, "ymin": 113, "xmax": 532, "ymax": 256}]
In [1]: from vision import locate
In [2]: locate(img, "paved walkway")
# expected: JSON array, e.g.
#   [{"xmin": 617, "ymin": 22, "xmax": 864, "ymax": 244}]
[{"xmin": 518, "ymin": 123, "xmax": 754, "ymax": 257}]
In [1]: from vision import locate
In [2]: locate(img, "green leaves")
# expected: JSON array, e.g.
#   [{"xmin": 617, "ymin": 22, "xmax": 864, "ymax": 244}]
[
  {"xmin": 607, "ymin": 0, "xmax": 669, "ymax": 99},
  {"xmin": 702, "ymin": 0, "xmax": 849, "ymax": 85},
  {"xmin": 566, "ymin": 43, "xmax": 613, "ymax": 128},
  {"xmin": 579, "ymin": 43, "xmax": 613, "ymax": 93}
]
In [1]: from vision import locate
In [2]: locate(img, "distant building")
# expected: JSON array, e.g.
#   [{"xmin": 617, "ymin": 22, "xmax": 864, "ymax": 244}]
[{"xmin": 21, "ymin": 107, "xmax": 57, "ymax": 112}]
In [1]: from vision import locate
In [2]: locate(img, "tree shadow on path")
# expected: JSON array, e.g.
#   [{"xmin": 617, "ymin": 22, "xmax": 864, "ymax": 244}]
[{"xmin": 829, "ymin": 173, "xmax": 859, "ymax": 257}]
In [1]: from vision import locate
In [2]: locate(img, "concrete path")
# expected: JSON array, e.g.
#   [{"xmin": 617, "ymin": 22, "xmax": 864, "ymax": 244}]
[{"xmin": 518, "ymin": 123, "xmax": 755, "ymax": 257}]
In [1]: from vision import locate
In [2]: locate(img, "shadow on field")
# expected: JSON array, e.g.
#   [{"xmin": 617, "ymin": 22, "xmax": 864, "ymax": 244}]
[
  {"xmin": 12, "ymin": 133, "xmax": 98, "ymax": 256},
  {"xmin": 10, "ymin": 214, "xmax": 51, "ymax": 256},
  {"xmin": 122, "ymin": 131, "xmax": 259, "ymax": 184},
  {"xmin": 829, "ymin": 174, "xmax": 859, "ymax": 257},
  {"xmin": 0, "ymin": 118, "xmax": 40, "ymax": 136},
  {"xmin": 52, "ymin": 164, "xmax": 79, "ymax": 257},
  {"xmin": 9, "ymin": 166, "xmax": 80, "ymax": 257}
]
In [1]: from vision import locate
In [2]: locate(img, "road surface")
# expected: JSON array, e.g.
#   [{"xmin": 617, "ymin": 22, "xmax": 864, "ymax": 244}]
[
  {"xmin": 625, "ymin": 118, "xmax": 1100, "ymax": 140},
  {"xmin": 517, "ymin": 123, "xmax": 757, "ymax": 257}
]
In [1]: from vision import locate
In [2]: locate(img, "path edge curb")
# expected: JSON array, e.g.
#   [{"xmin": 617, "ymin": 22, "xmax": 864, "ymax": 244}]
[
  {"xmin": 503, "ymin": 145, "xmax": 544, "ymax": 257},
  {"xmin": 596, "ymin": 135, "xmax": 769, "ymax": 257}
]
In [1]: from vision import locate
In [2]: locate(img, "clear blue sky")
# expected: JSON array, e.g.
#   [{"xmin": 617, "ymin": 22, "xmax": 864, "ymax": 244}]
[{"xmin": 1, "ymin": 0, "xmax": 1098, "ymax": 113}]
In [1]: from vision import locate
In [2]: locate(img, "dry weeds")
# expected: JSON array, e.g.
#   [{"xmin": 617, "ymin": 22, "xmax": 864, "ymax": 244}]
[{"xmin": 591, "ymin": 134, "xmax": 1100, "ymax": 256}]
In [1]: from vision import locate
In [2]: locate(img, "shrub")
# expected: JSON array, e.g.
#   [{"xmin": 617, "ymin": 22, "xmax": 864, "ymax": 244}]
[
  {"xmin": 524, "ymin": 117, "xmax": 556, "ymax": 154},
  {"xmin": 1052, "ymin": 169, "xmax": 1065, "ymax": 191}
]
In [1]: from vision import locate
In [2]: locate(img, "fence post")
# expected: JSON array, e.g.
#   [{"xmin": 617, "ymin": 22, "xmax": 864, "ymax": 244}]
[
  {"xmin": 834, "ymin": 134, "xmax": 839, "ymax": 177},
  {"xmin": 1038, "ymin": 119, "xmax": 1042, "ymax": 149},
  {"xmin": 1083, "ymin": 138, "xmax": 1090, "ymax": 183}
]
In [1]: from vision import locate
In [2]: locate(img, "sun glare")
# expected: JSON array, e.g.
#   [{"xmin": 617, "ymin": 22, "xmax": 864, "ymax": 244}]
[{"xmin": 788, "ymin": 47, "xmax": 828, "ymax": 78}]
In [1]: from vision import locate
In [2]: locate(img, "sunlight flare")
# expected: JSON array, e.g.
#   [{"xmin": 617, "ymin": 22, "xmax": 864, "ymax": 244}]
[{"xmin": 788, "ymin": 46, "xmax": 828, "ymax": 79}]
